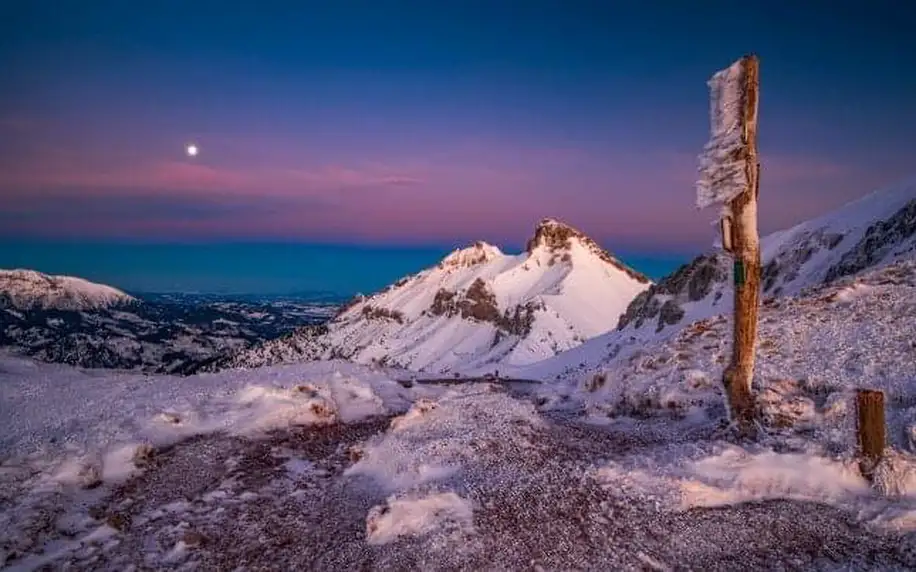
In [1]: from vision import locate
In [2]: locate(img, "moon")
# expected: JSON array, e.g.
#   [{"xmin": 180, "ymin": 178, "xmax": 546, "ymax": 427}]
[{"xmin": 186, "ymin": 143, "xmax": 199, "ymax": 157}]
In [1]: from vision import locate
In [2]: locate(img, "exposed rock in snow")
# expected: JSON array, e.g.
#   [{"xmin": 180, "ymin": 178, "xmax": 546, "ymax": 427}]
[
  {"xmin": 614, "ymin": 178, "xmax": 916, "ymax": 341},
  {"xmin": 223, "ymin": 218, "xmax": 652, "ymax": 373},
  {"xmin": 763, "ymin": 179, "xmax": 916, "ymax": 296},
  {"xmin": 617, "ymin": 253, "xmax": 730, "ymax": 334},
  {"xmin": 193, "ymin": 324, "xmax": 331, "ymax": 373},
  {"xmin": 0, "ymin": 269, "xmax": 134, "ymax": 311},
  {"xmin": 439, "ymin": 241, "xmax": 502, "ymax": 269},
  {"xmin": 824, "ymin": 196, "xmax": 916, "ymax": 284}
]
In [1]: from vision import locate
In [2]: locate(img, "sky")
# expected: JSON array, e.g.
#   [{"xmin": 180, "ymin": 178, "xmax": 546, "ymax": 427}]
[{"xmin": 1, "ymin": 1, "xmax": 914, "ymax": 294}]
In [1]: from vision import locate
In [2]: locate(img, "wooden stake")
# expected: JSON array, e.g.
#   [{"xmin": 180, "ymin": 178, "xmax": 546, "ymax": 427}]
[
  {"xmin": 856, "ymin": 389, "xmax": 886, "ymax": 479},
  {"xmin": 722, "ymin": 55, "xmax": 761, "ymax": 437}
]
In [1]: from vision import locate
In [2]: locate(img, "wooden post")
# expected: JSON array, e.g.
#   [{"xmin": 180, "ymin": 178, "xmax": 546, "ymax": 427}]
[
  {"xmin": 856, "ymin": 389, "xmax": 886, "ymax": 479},
  {"xmin": 722, "ymin": 55, "xmax": 761, "ymax": 436},
  {"xmin": 697, "ymin": 55, "xmax": 762, "ymax": 436}
]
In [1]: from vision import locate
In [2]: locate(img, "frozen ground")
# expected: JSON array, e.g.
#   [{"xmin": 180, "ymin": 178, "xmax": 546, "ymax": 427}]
[
  {"xmin": 1, "ymin": 384, "xmax": 915, "ymax": 565},
  {"xmin": 2, "ymin": 382, "xmax": 915, "ymax": 570}
]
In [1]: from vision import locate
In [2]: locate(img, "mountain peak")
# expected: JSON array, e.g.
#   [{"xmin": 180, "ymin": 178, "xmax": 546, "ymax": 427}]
[
  {"xmin": 439, "ymin": 241, "xmax": 503, "ymax": 269},
  {"xmin": 0, "ymin": 268, "xmax": 135, "ymax": 311},
  {"xmin": 525, "ymin": 218, "xmax": 651, "ymax": 284},
  {"xmin": 526, "ymin": 217, "xmax": 594, "ymax": 254}
]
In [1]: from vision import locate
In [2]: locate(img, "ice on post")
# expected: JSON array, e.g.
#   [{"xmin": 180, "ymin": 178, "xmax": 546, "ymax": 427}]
[{"xmin": 697, "ymin": 59, "xmax": 749, "ymax": 209}]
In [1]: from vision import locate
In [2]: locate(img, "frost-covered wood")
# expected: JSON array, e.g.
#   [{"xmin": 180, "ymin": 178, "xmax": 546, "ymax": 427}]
[
  {"xmin": 696, "ymin": 55, "xmax": 761, "ymax": 436},
  {"xmin": 697, "ymin": 59, "xmax": 751, "ymax": 209}
]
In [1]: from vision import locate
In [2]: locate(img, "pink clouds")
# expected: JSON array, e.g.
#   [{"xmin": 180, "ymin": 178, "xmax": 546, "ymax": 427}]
[
  {"xmin": 2, "ymin": 154, "xmax": 426, "ymax": 199},
  {"xmin": 0, "ymin": 118, "xmax": 893, "ymax": 250}
]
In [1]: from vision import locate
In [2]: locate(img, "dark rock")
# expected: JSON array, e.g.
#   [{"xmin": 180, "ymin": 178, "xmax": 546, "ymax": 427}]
[
  {"xmin": 526, "ymin": 218, "xmax": 650, "ymax": 284},
  {"xmin": 824, "ymin": 199, "xmax": 916, "ymax": 283},
  {"xmin": 617, "ymin": 253, "xmax": 728, "ymax": 332},
  {"xmin": 657, "ymin": 300, "xmax": 686, "ymax": 332}
]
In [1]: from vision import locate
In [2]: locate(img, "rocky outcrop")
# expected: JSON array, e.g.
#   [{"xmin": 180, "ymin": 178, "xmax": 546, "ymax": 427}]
[
  {"xmin": 823, "ymin": 198, "xmax": 916, "ymax": 284},
  {"xmin": 761, "ymin": 229, "xmax": 845, "ymax": 296},
  {"xmin": 360, "ymin": 305, "xmax": 405, "ymax": 324},
  {"xmin": 429, "ymin": 279, "xmax": 543, "ymax": 337},
  {"xmin": 439, "ymin": 242, "xmax": 502, "ymax": 269},
  {"xmin": 617, "ymin": 253, "xmax": 729, "ymax": 333},
  {"xmin": 526, "ymin": 218, "xmax": 651, "ymax": 284}
]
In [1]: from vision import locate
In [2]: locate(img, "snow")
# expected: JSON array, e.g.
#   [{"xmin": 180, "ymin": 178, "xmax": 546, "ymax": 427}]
[
  {"xmin": 680, "ymin": 447, "xmax": 869, "ymax": 508},
  {"xmin": 0, "ymin": 269, "xmax": 134, "ymax": 311},
  {"xmin": 366, "ymin": 492, "xmax": 475, "ymax": 545},
  {"xmin": 517, "ymin": 259, "xmax": 916, "ymax": 534},
  {"xmin": 697, "ymin": 59, "xmax": 749, "ymax": 209},
  {"xmin": 3, "ymin": 178, "xmax": 916, "ymax": 568},
  {"xmin": 0, "ymin": 355, "xmax": 431, "ymax": 478},
  {"xmin": 232, "ymin": 218, "xmax": 651, "ymax": 373},
  {"xmin": 759, "ymin": 176, "xmax": 916, "ymax": 296},
  {"xmin": 3, "ymin": 287, "xmax": 916, "ymax": 568}
]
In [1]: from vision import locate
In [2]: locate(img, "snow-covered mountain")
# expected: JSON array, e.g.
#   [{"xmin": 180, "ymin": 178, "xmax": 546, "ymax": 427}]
[
  {"xmin": 0, "ymin": 269, "xmax": 135, "ymax": 311},
  {"xmin": 1, "ymin": 285, "xmax": 337, "ymax": 373},
  {"xmin": 617, "ymin": 177, "xmax": 916, "ymax": 340},
  {"xmin": 512, "ymin": 177, "xmax": 916, "ymax": 382},
  {"xmin": 215, "ymin": 218, "xmax": 651, "ymax": 373}
]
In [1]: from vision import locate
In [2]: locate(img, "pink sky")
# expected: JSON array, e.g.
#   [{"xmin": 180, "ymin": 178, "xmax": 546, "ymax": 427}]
[{"xmin": 0, "ymin": 116, "xmax": 907, "ymax": 250}]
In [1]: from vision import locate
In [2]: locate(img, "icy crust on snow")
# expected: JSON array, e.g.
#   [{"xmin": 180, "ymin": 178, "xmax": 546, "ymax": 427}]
[
  {"xmin": 347, "ymin": 387, "xmax": 547, "ymax": 492},
  {"xmin": 0, "ymin": 269, "xmax": 134, "ymax": 311},
  {"xmin": 227, "ymin": 218, "xmax": 651, "ymax": 373}
]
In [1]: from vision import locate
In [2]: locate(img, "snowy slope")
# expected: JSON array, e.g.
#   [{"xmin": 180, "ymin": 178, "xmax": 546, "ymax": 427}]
[
  {"xmin": 617, "ymin": 177, "xmax": 915, "ymax": 339},
  {"xmin": 226, "ymin": 219, "xmax": 651, "ymax": 373},
  {"xmin": 0, "ymin": 269, "xmax": 134, "ymax": 311},
  {"xmin": 511, "ymin": 177, "xmax": 916, "ymax": 382},
  {"xmin": 536, "ymin": 259, "xmax": 916, "ymax": 416},
  {"xmin": 507, "ymin": 260, "xmax": 916, "ymax": 532},
  {"xmin": 762, "ymin": 176, "xmax": 916, "ymax": 296}
]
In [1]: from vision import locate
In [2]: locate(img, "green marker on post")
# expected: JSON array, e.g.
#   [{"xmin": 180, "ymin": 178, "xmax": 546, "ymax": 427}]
[{"xmin": 734, "ymin": 259, "xmax": 746, "ymax": 287}]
